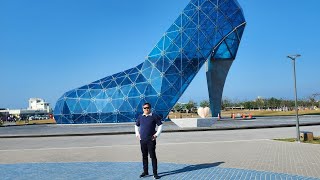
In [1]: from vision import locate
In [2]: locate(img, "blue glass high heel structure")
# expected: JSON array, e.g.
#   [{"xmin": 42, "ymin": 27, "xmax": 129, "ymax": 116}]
[{"xmin": 54, "ymin": 0, "xmax": 246, "ymax": 124}]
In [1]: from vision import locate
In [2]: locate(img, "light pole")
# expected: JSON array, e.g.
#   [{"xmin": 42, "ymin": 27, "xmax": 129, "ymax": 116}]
[{"xmin": 287, "ymin": 54, "xmax": 301, "ymax": 143}]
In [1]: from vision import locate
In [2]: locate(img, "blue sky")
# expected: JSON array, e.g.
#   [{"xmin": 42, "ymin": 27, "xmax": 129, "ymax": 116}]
[{"xmin": 1, "ymin": 0, "xmax": 320, "ymax": 109}]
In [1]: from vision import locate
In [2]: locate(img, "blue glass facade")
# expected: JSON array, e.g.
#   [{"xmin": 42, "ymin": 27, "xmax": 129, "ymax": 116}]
[{"xmin": 54, "ymin": 0, "xmax": 246, "ymax": 124}]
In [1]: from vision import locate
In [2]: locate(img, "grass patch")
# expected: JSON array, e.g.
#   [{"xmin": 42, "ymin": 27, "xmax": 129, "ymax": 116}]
[
  {"xmin": 168, "ymin": 109, "xmax": 320, "ymax": 119},
  {"xmin": 274, "ymin": 137, "xmax": 320, "ymax": 144}
]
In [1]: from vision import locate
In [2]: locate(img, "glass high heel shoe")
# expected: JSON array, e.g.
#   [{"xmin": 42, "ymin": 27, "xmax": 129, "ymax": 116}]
[{"xmin": 54, "ymin": 0, "xmax": 246, "ymax": 124}]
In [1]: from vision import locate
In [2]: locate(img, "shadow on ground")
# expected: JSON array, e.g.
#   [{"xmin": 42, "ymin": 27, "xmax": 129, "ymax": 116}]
[{"xmin": 158, "ymin": 162, "xmax": 224, "ymax": 178}]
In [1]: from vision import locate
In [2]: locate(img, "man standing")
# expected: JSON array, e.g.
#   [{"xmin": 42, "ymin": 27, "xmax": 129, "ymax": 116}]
[{"xmin": 135, "ymin": 103, "xmax": 163, "ymax": 179}]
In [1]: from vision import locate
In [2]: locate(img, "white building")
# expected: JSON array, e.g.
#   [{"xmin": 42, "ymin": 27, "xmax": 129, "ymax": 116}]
[{"xmin": 28, "ymin": 98, "xmax": 51, "ymax": 112}]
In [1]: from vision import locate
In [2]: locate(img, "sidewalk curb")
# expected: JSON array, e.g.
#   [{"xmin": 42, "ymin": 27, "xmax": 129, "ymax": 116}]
[{"xmin": 1, "ymin": 122, "xmax": 320, "ymax": 139}]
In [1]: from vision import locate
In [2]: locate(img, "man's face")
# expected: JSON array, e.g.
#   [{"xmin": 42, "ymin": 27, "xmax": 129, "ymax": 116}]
[{"xmin": 143, "ymin": 105, "xmax": 151, "ymax": 114}]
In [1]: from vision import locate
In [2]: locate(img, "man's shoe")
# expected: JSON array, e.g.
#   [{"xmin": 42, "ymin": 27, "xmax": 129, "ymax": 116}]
[
  {"xmin": 153, "ymin": 174, "xmax": 160, "ymax": 179},
  {"xmin": 139, "ymin": 172, "xmax": 149, "ymax": 178}
]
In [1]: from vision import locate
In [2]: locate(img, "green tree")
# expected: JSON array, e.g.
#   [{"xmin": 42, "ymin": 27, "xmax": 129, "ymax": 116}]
[
  {"xmin": 308, "ymin": 96, "xmax": 316, "ymax": 107},
  {"xmin": 185, "ymin": 100, "xmax": 197, "ymax": 113},
  {"xmin": 200, "ymin": 100, "xmax": 210, "ymax": 108},
  {"xmin": 267, "ymin": 97, "xmax": 281, "ymax": 109},
  {"xmin": 243, "ymin": 101, "xmax": 254, "ymax": 109},
  {"xmin": 221, "ymin": 98, "xmax": 232, "ymax": 110},
  {"xmin": 255, "ymin": 97, "xmax": 265, "ymax": 110},
  {"xmin": 173, "ymin": 103, "xmax": 182, "ymax": 112}
]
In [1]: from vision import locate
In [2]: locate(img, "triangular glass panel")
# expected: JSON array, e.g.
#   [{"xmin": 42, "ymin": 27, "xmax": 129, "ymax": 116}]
[
  {"xmin": 119, "ymin": 100, "xmax": 132, "ymax": 112},
  {"xmin": 182, "ymin": 32, "xmax": 191, "ymax": 47},
  {"xmin": 141, "ymin": 60, "xmax": 152, "ymax": 70},
  {"xmin": 142, "ymin": 67, "xmax": 152, "ymax": 80},
  {"xmin": 167, "ymin": 24, "xmax": 179, "ymax": 33},
  {"xmin": 100, "ymin": 113, "xmax": 113, "ymax": 122},
  {"xmin": 145, "ymin": 84, "xmax": 158, "ymax": 96},
  {"xmin": 184, "ymin": 2, "xmax": 196, "ymax": 11},
  {"xmin": 115, "ymin": 71, "xmax": 126, "ymax": 78},
  {"xmin": 166, "ymin": 42, "xmax": 180, "ymax": 53},
  {"xmin": 78, "ymin": 85, "xmax": 89, "ymax": 90},
  {"xmin": 129, "ymin": 73, "xmax": 139, "ymax": 82},
  {"xmin": 174, "ymin": 59, "xmax": 182, "ymax": 71},
  {"xmin": 148, "ymin": 47, "xmax": 161, "ymax": 57},
  {"xmin": 62, "ymin": 102, "xmax": 70, "ymax": 114},
  {"xmin": 120, "ymin": 85, "xmax": 132, "ymax": 96},
  {"xmin": 136, "ymin": 74, "xmax": 147, "ymax": 84},
  {"xmin": 162, "ymin": 59, "xmax": 171, "ymax": 72},
  {"xmin": 80, "ymin": 90, "xmax": 92, "ymax": 99},
  {"xmin": 167, "ymin": 31, "xmax": 179, "ymax": 41},
  {"xmin": 150, "ymin": 77, "xmax": 162, "ymax": 93},
  {"xmin": 89, "ymin": 90, "xmax": 100, "ymax": 98},
  {"xmin": 174, "ymin": 15, "xmax": 182, "ymax": 28},
  {"xmin": 73, "ymin": 102, "xmax": 83, "ymax": 114},
  {"xmin": 117, "ymin": 113, "xmax": 133, "ymax": 123},
  {"xmin": 128, "ymin": 97, "xmax": 141, "ymax": 110},
  {"xmin": 53, "ymin": 101, "xmax": 63, "ymax": 115},
  {"xmin": 112, "ymin": 99, "xmax": 123, "ymax": 110},
  {"xmin": 160, "ymin": 77, "xmax": 171, "ymax": 92},
  {"xmin": 87, "ymin": 102, "xmax": 98, "ymax": 113},
  {"xmin": 236, "ymin": 24, "xmax": 245, "ymax": 40},
  {"xmin": 128, "ymin": 87, "xmax": 140, "ymax": 97},
  {"xmin": 163, "ymin": 36, "xmax": 171, "ymax": 50},
  {"xmin": 173, "ymin": 35, "xmax": 182, "ymax": 48},
  {"xmin": 163, "ymin": 87, "xmax": 178, "ymax": 97},
  {"xmin": 112, "ymin": 89, "xmax": 124, "ymax": 99},
  {"xmin": 156, "ymin": 36, "xmax": 165, "ymax": 50},
  {"xmin": 100, "ymin": 76, "xmax": 112, "ymax": 82},
  {"xmin": 79, "ymin": 99, "xmax": 91, "ymax": 111},
  {"xmin": 106, "ymin": 81, "xmax": 117, "ymax": 88},
  {"xmin": 101, "ymin": 80, "xmax": 111, "ymax": 88},
  {"xmin": 181, "ymin": 55, "xmax": 190, "ymax": 70},
  {"xmin": 115, "ymin": 76, "xmax": 125, "ymax": 85},
  {"xmin": 121, "ymin": 77, "xmax": 132, "ymax": 86},
  {"xmin": 95, "ymin": 91, "xmax": 108, "ymax": 99},
  {"xmin": 106, "ymin": 88, "xmax": 116, "ymax": 97},
  {"xmin": 155, "ymin": 58, "xmax": 164, "ymax": 72},
  {"xmin": 213, "ymin": 41, "xmax": 232, "ymax": 59},
  {"xmin": 101, "ymin": 103, "xmax": 114, "ymax": 113},
  {"xmin": 173, "ymin": 78, "xmax": 182, "ymax": 90},
  {"xmin": 66, "ymin": 98, "xmax": 77, "ymax": 113},
  {"xmin": 94, "ymin": 100, "xmax": 108, "ymax": 111},
  {"xmin": 124, "ymin": 67, "xmax": 134, "ymax": 75},
  {"xmin": 166, "ymin": 52, "xmax": 179, "ymax": 61},
  {"xmin": 67, "ymin": 90, "xmax": 77, "ymax": 98},
  {"xmin": 165, "ymin": 65, "xmax": 179, "ymax": 75},
  {"xmin": 90, "ymin": 83, "xmax": 103, "ymax": 89},
  {"xmin": 128, "ymin": 66, "xmax": 139, "ymax": 74},
  {"xmin": 136, "ymin": 63, "xmax": 143, "ymax": 70},
  {"xmin": 155, "ymin": 98, "xmax": 169, "ymax": 111},
  {"xmin": 150, "ymin": 68, "xmax": 161, "ymax": 80},
  {"xmin": 136, "ymin": 83, "xmax": 148, "ymax": 94},
  {"xmin": 165, "ymin": 73, "xmax": 179, "ymax": 84}
]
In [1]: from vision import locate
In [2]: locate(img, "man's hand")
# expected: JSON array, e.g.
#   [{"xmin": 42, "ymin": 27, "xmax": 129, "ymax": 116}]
[
  {"xmin": 136, "ymin": 134, "xmax": 141, "ymax": 140},
  {"xmin": 152, "ymin": 134, "xmax": 157, "ymax": 141}
]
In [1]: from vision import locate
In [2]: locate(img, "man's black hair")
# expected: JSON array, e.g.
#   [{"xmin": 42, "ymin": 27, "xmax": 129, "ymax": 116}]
[{"xmin": 143, "ymin": 102, "xmax": 151, "ymax": 108}]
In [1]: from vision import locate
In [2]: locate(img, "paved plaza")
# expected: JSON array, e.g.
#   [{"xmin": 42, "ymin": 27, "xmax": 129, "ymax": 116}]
[
  {"xmin": 1, "ymin": 115, "xmax": 320, "ymax": 138},
  {"xmin": 0, "ymin": 122, "xmax": 320, "ymax": 179}
]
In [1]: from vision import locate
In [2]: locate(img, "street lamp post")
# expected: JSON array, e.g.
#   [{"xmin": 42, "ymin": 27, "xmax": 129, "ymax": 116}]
[{"xmin": 287, "ymin": 54, "xmax": 301, "ymax": 143}]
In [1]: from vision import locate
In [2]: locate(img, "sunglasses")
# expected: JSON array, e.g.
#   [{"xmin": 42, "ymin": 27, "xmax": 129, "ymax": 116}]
[{"xmin": 143, "ymin": 107, "xmax": 150, "ymax": 109}]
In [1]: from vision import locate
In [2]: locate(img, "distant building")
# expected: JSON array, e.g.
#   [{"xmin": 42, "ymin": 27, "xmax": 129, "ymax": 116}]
[
  {"xmin": 28, "ymin": 98, "xmax": 51, "ymax": 112},
  {"xmin": 0, "ymin": 98, "xmax": 52, "ymax": 121}
]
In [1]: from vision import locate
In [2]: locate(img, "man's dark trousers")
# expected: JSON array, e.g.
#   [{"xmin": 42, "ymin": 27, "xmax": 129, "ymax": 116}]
[{"xmin": 140, "ymin": 139, "xmax": 157, "ymax": 175}]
